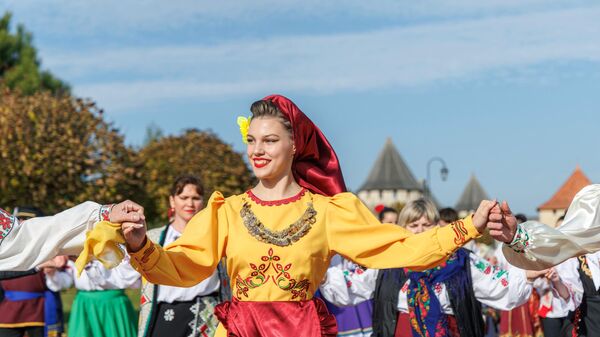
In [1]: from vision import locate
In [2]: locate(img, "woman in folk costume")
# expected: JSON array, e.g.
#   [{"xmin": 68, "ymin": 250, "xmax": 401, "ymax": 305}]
[
  {"xmin": 139, "ymin": 175, "xmax": 229, "ymax": 337},
  {"xmin": 66, "ymin": 95, "xmax": 499, "ymax": 337},
  {"xmin": 318, "ymin": 207, "xmax": 397, "ymax": 337},
  {"xmin": 328, "ymin": 199, "xmax": 533, "ymax": 337},
  {"xmin": 45, "ymin": 255, "xmax": 140, "ymax": 337}
]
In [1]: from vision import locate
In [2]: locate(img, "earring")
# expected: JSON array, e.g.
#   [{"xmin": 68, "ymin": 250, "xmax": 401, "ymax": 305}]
[{"xmin": 167, "ymin": 207, "xmax": 175, "ymax": 219}]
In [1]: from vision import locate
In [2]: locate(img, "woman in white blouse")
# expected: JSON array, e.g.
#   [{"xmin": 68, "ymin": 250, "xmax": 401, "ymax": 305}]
[
  {"xmin": 46, "ymin": 256, "xmax": 140, "ymax": 337},
  {"xmin": 321, "ymin": 199, "xmax": 533, "ymax": 337}
]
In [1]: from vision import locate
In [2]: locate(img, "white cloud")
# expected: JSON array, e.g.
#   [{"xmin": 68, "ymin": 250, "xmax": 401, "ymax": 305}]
[
  {"xmin": 4, "ymin": 0, "xmax": 591, "ymax": 38},
  {"xmin": 48, "ymin": 5, "xmax": 600, "ymax": 113}
]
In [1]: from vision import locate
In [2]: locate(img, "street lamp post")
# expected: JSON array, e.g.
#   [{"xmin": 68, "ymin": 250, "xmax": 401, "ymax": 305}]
[{"xmin": 425, "ymin": 157, "xmax": 449, "ymax": 199}]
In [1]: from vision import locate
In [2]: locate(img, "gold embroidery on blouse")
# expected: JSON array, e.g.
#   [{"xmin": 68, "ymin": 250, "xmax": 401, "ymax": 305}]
[
  {"xmin": 579, "ymin": 255, "xmax": 593, "ymax": 279},
  {"xmin": 235, "ymin": 248, "xmax": 310, "ymax": 300},
  {"xmin": 240, "ymin": 197, "xmax": 317, "ymax": 247}
]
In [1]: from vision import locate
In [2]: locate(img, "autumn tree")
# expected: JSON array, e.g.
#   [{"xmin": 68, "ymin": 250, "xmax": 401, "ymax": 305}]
[
  {"xmin": 139, "ymin": 129, "xmax": 254, "ymax": 226},
  {"xmin": 0, "ymin": 89, "xmax": 144, "ymax": 213},
  {"xmin": 0, "ymin": 12, "xmax": 69, "ymax": 96}
]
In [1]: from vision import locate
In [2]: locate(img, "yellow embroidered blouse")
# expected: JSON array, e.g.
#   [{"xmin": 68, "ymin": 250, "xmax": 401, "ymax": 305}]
[{"xmin": 130, "ymin": 189, "xmax": 480, "ymax": 303}]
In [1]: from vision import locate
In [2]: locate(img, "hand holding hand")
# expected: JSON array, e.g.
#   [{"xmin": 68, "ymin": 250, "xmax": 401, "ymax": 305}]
[
  {"xmin": 122, "ymin": 220, "xmax": 147, "ymax": 252},
  {"xmin": 487, "ymin": 201, "xmax": 518, "ymax": 243},
  {"xmin": 545, "ymin": 268, "xmax": 560, "ymax": 283},
  {"xmin": 526, "ymin": 269, "xmax": 547, "ymax": 281},
  {"xmin": 473, "ymin": 200, "xmax": 499, "ymax": 233},
  {"xmin": 108, "ymin": 200, "xmax": 145, "ymax": 224}
]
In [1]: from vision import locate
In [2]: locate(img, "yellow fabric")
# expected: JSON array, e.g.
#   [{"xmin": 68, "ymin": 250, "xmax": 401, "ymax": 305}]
[
  {"xmin": 129, "ymin": 191, "xmax": 480, "ymax": 303},
  {"xmin": 75, "ymin": 221, "xmax": 125, "ymax": 276},
  {"xmin": 0, "ymin": 322, "xmax": 45, "ymax": 328}
]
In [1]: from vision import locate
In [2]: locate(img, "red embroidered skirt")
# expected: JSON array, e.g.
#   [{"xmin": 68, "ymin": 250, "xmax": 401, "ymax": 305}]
[{"xmin": 215, "ymin": 298, "xmax": 337, "ymax": 337}]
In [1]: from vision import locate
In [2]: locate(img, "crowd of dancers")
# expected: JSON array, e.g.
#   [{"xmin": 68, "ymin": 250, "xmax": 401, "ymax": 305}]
[{"xmin": 1, "ymin": 95, "xmax": 600, "ymax": 337}]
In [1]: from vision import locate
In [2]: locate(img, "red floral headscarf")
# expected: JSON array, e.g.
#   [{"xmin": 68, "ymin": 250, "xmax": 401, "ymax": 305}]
[{"xmin": 262, "ymin": 94, "xmax": 347, "ymax": 197}]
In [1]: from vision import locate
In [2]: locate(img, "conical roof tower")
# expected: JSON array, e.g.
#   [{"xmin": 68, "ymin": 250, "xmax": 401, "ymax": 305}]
[
  {"xmin": 359, "ymin": 138, "xmax": 420, "ymax": 192},
  {"xmin": 455, "ymin": 174, "xmax": 489, "ymax": 212}
]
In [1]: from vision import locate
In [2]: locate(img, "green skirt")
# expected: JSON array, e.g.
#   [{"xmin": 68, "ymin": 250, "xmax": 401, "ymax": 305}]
[{"xmin": 68, "ymin": 289, "xmax": 137, "ymax": 337}]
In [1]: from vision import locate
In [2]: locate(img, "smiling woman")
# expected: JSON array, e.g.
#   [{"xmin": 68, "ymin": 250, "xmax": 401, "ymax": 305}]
[{"xmin": 90, "ymin": 94, "xmax": 500, "ymax": 337}]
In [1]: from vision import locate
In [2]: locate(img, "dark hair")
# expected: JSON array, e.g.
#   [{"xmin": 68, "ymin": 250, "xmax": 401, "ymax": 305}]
[
  {"xmin": 14, "ymin": 206, "xmax": 45, "ymax": 220},
  {"xmin": 515, "ymin": 213, "xmax": 528, "ymax": 224},
  {"xmin": 169, "ymin": 175, "xmax": 204, "ymax": 197},
  {"xmin": 250, "ymin": 100, "xmax": 293, "ymax": 137},
  {"xmin": 439, "ymin": 207, "xmax": 459, "ymax": 223},
  {"xmin": 378, "ymin": 207, "xmax": 398, "ymax": 222}
]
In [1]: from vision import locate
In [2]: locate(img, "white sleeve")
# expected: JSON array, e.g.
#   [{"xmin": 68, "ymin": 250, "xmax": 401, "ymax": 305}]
[
  {"xmin": 319, "ymin": 265, "xmax": 377, "ymax": 306},
  {"xmin": 86, "ymin": 256, "xmax": 141, "ymax": 289},
  {"xmin": 503, "ymin": 184, "xmax": 600, "ymax": 270},
  {"xmin": 553, "ymin": 257, "xmax": 583, "ymax": 312},
  {"xmin": 1, "ymin": 202, "xmax": 106, "ymax": 271},
  {"xmin": 470, "ymin": 253, "xmax": 532, "ymax": 310},
  {"xmin": 45, "ymin": 269, "xmax": 75, "ymax": 292}
]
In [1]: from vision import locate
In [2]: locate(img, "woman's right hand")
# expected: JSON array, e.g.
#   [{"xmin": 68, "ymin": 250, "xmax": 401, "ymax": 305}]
[{"xmin": 122, "ymin": 221, "xmax": 147, "ymax": 252}]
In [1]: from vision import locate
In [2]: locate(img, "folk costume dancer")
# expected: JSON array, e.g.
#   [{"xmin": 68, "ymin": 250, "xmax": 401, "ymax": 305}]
[
  {"xmin": 325, "ymin": 199, "xmax": 533, "ymax": 337},
  {"xmin": 85, "ymin": 95, "xmax": 506, "ymax": 337},
  {"xmin": 46, "ymin": 258, "xmax": 140, "ymax": 337},
  {"xmin": 139, "ymin": 175, "xmax": 229, "ymax": 337}
]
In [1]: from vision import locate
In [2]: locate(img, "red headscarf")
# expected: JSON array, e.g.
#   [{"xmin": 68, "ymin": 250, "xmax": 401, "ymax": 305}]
[{"xmin": 262, "ymin": 94, "xmax": 347, "ymax": 197}]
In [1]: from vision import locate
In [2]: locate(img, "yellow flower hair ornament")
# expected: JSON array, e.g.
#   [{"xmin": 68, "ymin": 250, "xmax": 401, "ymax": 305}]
[{"xmin": 237, "ymin": 116, "xmax": 251, "ymax": 144}]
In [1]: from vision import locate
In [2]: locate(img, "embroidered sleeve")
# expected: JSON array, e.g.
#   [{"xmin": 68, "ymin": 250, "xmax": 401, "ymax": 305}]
[
  {"xmin": 0, "ymin": 208, "xmax": 17, "ymax": 245},
  {"xmin": 507, "ymin": 224, "xmax": 530, "ymax": 254},
  {"xmin": 98, "ymin": 204, "xmax": 115, "ymax": 222},
  {"xmin": 470, "ymin": 253, "xmax": 532, "ymax": 310}
]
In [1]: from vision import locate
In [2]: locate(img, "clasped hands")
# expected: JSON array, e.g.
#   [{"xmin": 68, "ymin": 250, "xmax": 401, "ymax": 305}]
[
  {"xmin": 472, "ymin": 200, "xmax": 518, "ymax": 244},
  {"xmin": 107, "ymin": 200, "xmax": 148, "ymax": 252}
]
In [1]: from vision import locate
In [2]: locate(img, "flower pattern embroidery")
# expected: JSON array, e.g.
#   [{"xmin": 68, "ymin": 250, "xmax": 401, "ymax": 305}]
[
  {"xmin": 474, "ymin": 259, "xmax": 509, "ymax": 287},
  {"xmin": 164, "ymin": 309, "xmax": 175, "ymax": 322},
  {"xmin": 235, "ymin": 248, "xmax": 310, "ymax": 300},
  {"xmin": 0, "ymin": 208, "xmax": 16, "ymax": 244},
  {"xmin": 508, "ymin": 224, "xmax": 531, "ymax": 254},
  {"xmin": 98, "ymin": 204, "xmax": 114, "ymax": 222}
]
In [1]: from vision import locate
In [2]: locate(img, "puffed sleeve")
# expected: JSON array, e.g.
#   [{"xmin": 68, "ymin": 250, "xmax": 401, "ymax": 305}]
[
  {"xmin": 469, "ymin": 252, "xmax": 532, "ymax": 310},
  {"xmin": 326, "ymin": 193, "xmax": 481, "ymax": 271},
  {"xmin": 503, "ymin": 184, "xmax": 600, "ymax": 270},
  {"xmin": 1, "ymin": 202, "xmax": 105, "ymax": 271},
  {"xmin": 129, "ymin": 192, "xmax": 228, "ymax": 287}
]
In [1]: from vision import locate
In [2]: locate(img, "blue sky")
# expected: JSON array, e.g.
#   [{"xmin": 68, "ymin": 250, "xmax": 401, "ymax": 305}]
[{"xmin": 4, "ymin": 0, "xmax": 600, "ymax": 216}]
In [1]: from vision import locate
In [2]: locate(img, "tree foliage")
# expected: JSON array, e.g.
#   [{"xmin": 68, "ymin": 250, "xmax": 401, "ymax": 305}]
[
  {"xmin": 139, "ymin": 129, "xmax": 255, "ymax": 226},
  {"xmin": 0, "ymin": 89, "xmax": 144, "ymax": 213},
  {"xmin": 0, "ymin": 12, "xmax": 69, "ymax": 96}
]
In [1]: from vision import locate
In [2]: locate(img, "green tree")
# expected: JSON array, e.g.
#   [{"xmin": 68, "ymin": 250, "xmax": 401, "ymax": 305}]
[
  {"xmin": 0, "ymin": 12, "xmax": 69, "ymax": 95},
  {"xmin": 139, "ymin": 129, "xmax": 254, "ymax": 227},
  {"xmin": 0, "ymin": 88, "xmax": 144, "ymax": 213}
]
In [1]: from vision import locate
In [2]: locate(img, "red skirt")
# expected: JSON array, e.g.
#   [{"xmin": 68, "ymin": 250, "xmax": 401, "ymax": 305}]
[{"xmin": 214, "ymin": 298, "xmax": 337, "ymax": 337}]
